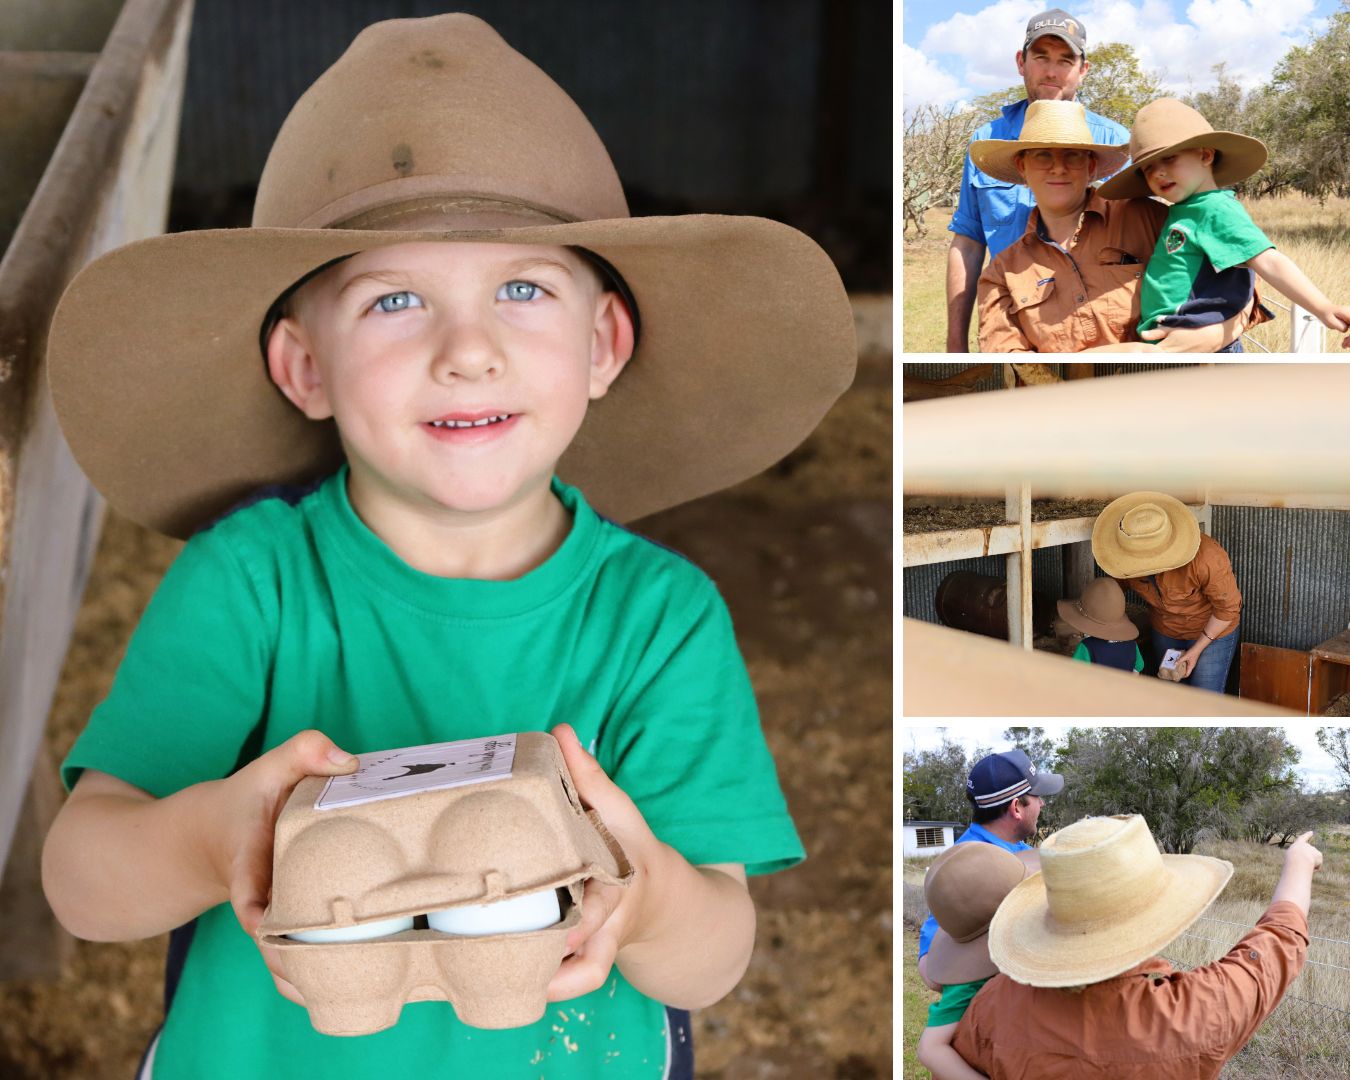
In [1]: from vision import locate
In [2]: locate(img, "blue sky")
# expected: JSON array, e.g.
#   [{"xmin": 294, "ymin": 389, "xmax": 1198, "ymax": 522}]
[
  {"xmin": 904, "ymin": 724, "xmax": 1348, "ymax": 793},
  {"xmin": 902, "ymin": 0, "xmax": 1342, "ymax": 114}
]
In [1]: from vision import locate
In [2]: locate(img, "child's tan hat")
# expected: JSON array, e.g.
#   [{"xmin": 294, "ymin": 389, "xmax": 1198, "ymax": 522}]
[
  {"xmin": 46, "ymin": 14, "xmax": 856, "ymax": 538},
  {"xmin": 970, "ymin": 100, "xmax": 1129, "ymax": 185},
  {"xmin": 1055, "ymin": 577, "xmax": 1137, "ymax": 640},
  {"xmin": 1090, "ymin": 491, "xmax": 1200, "ymax": 578},
  {"xmin": 924, "ymin": 844, "xmax": 1040, "ymax": 985},
  {"xmin": 1097, "ymin": 97, "xmax": 1267, "ymax": 200},
  {"xmin": 989, "ymin": 815, "xmax": 1231, "ymax": 987}
]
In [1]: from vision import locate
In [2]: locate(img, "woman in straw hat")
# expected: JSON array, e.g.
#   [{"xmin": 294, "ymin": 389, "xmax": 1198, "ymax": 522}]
[
  {"xmin": 950, "ymin": 814, "xmax": 1321, "ymax": 1080},
  {"xmin": 972, "ymin": 100, "xmax": 1265, "ymax": 353},
  {"xmin": 1091, "ymin": 492, "xmax": 1241, "ymax": 692}
]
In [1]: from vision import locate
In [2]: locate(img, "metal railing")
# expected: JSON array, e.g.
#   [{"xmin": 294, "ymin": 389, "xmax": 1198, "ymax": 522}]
[{"xmin": 1243, "ymin": 296, "xmax": 1326, "ymax": 353}]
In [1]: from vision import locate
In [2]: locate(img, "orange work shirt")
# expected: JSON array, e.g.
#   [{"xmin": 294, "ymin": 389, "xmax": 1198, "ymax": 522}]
[
  {"xmin": 978, "ymin": 192, "xmax": 1166, "ymax": 352},
  {"xmin": 1117, "ymin": 532, "xmax": 1242, "ymax": 640},
  {"xmin": 952, "ymin": 901, "xmax": 1309, "ymax": 1080}
]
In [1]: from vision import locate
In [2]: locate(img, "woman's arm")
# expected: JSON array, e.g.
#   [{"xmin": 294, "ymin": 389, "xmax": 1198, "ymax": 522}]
[
  {"xmin": 918, "ymin": 1024, "xmax": 989, "ymax": 1080},
  {"xmin": 1177, "ymin": 614, "xmax": 1232, "ymax": 678}
]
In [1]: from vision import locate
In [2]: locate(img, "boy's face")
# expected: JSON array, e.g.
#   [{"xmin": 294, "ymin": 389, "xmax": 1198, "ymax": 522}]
[
  {"xmin": 1141, "ymin": 147, "xmax": 1216, "ymax": 204},
  {"xmin": 267, "ymin": 241, "xmax": 632, "ymax": 527}
]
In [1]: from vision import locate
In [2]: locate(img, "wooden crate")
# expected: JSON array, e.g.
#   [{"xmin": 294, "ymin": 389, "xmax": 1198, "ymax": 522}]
[
  {"xmin": 0, "ymin": 0, "xmax": 193, "ymax": 978},
  {"xmin": 1311, "ymin": 629, "xmax": 1350, "ymax": 716},
  {"xmin": 1238, "ymin": 642, "xmax": 1310, "ymax": 714}
]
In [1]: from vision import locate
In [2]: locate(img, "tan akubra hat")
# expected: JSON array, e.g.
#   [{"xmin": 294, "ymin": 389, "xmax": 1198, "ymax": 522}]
[
  {"xmin": 1097, "ymin": 97, "xmax": 1267, "ymax": 200},
  {"xmin": 989, "ymin": 815, "xmax": 1232, "ymax": 987},
  {"xmin": 1091, "ymin": 491, "xmax": 1201, "ymax": 578},
  {"xmin": 46, "ymin": 13, "xmax": 857, "ymax": 539},
  {"xmin": 970, "ymin": 100, "xmax": 1129, "ymax": 185},
  {"xmin": 924, "ymin": 844, "xmax": 1040, "ymax": 985},
  {"xmin": 1056, "ymin": 577, "xmax": 1138, "ymax": 640}
]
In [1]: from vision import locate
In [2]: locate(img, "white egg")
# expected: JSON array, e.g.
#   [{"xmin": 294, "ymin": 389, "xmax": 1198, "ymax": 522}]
[
  {"xmin": 427, "ymin": 888, "xmax": 562, "ymax": 936},
  {"xmin": 286, "ymin": 914, "xmax": 415, "ymax": 943}
]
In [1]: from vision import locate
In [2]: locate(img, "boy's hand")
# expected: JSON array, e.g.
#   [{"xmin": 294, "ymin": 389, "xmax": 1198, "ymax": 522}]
[
  {"xmin": 1320, "ymin": 303, "xmax": 1350, "ymax": 347},
  {"xmin": 208, "ymin": 730, "xmax": 359, "ymax": 1005},
  {"xmin": 545, "ymin": 723, "xmax": 663, "ymax": 1002}
]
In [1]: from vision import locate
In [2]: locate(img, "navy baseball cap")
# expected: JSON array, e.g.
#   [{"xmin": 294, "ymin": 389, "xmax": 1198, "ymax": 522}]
[{"xmin": 967, "ymin": 749, "xmax": 1064, "ymax": 809}]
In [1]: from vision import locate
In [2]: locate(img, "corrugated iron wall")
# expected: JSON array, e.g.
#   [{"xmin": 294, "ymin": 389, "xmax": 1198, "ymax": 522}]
[{"xmin": 1211, "ymin": 506, "xmax": 1350, "ymax": 651}]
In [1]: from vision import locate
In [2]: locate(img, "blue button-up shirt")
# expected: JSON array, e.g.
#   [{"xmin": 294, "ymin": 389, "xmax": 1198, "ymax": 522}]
[
  {"xmin": 949, "ymin": 99, "xmax": 1130, "ymax": 259},
  {"xmin": 916, "ymin": 822, "xmax": 1034, "ymax": 960}
]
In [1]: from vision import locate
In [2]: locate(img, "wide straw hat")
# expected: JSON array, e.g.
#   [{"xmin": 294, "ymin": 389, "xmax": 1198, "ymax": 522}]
[
  {"xmin": 1091, "ymin": 491, "xmax": 1201, "ymax": 578},
  {"xmin": 46, "ymin": 14, "xmax": 856, "ymax": 539},
  {"xmin": 925, "ymin": 845, "xmax": 1039, "ymax": 985},
  {"xmin": 989, "ymin": 815, "xmax": 1232, "ymax": 987},
  {"xmin": 969, "ymin": 100, "xmax": 1129, "ymax": 185},
  {"xmin": 1097, "ymin": 97, "xmax": 1268, "ymax": 200},
  {"xmin": 1056, "ymin": 577, "xmax": 1138, "ymax": 640}
]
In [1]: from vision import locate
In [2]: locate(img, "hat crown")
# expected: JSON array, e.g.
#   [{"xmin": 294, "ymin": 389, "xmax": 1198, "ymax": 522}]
[
  {"xmin": 1040, "ymin": 815, "xmax": 1167, "ymax": 926},
  {"xmin": 925, "ymin": 844, "xmax": 1028, "ymax": 942},
  {"xmin": 252, "ymin": 14, "xmax": 629, "ymax": 230},
  {"xmin": 1018, "ymin": 100, "xmax": 1095, "ymax": 147},
  {"xmin": 1118, "ymin": 502, "xmax": 1174, "ymax": 555},
  {"xmin": 1127, "ymin": 98, "xmax": 1215, "ymax": 163},
  {"xmin": 1078, "ymin": 577, "xmax": 1125, "ymax": 622}
]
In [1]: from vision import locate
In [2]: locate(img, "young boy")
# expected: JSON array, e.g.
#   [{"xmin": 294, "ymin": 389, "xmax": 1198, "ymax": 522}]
[
  {"xmin": 40, "ymin": 14, "xmax": 854, "ymax": 1080},
  {"xmin": 916, "ymin": 843, "xmax": 1038, "ymax": 1080},
  {"xmin": 1098, "ymin": 97, "xmax": 1350, "ymax": 352},
  {"xmin": 1056, "ymin": 577, "xmax": 1144, "ymax": 673}
]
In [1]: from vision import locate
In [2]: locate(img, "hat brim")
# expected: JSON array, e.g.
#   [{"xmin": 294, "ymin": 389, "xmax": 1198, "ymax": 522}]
[
  {"xmin": 1096, "ymin": 131, "xmax": 1268, "ymax": 200},
  {"xmin": 1055, "ymin": 597, "xmax": 1139, "ymax": 641},
  {"xmin": 1090, "ymin": 491, "xmax": 1201, "ymax": 578},
  {"xmin": 988, "ymin": 853, "xmax": 1232, "ymax": 986},
  {"xmin": 926, "ymin": 926, "xmax": 998, "ymax": 985},
  {"xmin": 969, "ymin": 140, "xmax": 1130, "ymax": 186},
  {"xmin": 48, "ymin": 215, "xmax": 857, "ymax": 538}
]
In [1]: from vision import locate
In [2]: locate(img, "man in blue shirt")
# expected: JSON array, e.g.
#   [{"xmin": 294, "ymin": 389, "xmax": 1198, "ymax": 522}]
[
  {"xmin": 916, "ymin": 748, "xmax": 1064, "ymax": 989},
  {"xmin": 945, "ymin": 8, "xmax": 1129, "ymax": 350}
]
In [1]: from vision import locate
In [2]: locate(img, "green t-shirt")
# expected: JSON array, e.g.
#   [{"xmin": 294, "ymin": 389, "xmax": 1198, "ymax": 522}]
[
  {"xmin": 1137, "ymin": 189, "xmax": 1274, "ymax": 333},
  {"xmin": 1071, "ymin": 640, "xmax": 1145, "ymax": 672},
  {"xmin": 62, "ymin": 469, "xmax": 803, "ymax": 1079},
  {"xmin": 927, "ymin": 978, "xmax": 988, "ymax": 1026}
]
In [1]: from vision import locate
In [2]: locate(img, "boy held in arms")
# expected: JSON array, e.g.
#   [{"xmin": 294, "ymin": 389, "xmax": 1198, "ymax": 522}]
[
  {"xmin": 41, "ymin": 14, "xmax": 854, "ymax": 1079},
  {"xmin": 1100, "ymin": 98, "xmax": 1350, "ymax": 352}
]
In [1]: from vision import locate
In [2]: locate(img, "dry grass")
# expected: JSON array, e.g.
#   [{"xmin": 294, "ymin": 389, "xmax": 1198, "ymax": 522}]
[{"xmin": 901, "ymin": 192, "xmax": 1350, "ymax": 353}]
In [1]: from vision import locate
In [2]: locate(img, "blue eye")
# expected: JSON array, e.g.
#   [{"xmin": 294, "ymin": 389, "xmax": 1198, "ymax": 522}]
[
  {"xmin": 374, "ymin": 291, "xmax": 422, "ymax": 313},
  {"xmin": 497, "ymin": 281, "xmax": 542, "ymax": 302}
]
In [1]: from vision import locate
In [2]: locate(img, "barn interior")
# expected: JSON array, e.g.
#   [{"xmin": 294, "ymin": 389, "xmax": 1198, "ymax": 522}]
[{"xmin": 903, "ymin": 363, "xmax": 1350, "ymax": 717}]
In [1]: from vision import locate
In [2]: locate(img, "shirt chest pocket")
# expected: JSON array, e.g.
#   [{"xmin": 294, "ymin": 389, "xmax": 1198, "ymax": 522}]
[
  {"xmin": 970, "ymin": 172, "xmax": 1019, "ymax": 230},
  {"xmin": 1095, "ymin": 261, "xmax": 1146, "ymax": 338},
  {"xmin": 1005, "ymin": 268, "xmax": 1056, "ymax": 316}
]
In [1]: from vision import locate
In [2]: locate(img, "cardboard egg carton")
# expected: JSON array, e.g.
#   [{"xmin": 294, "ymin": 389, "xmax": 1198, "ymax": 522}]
[{"xmin": 256, "ymin": 732, "xmax": 631, "ymax": 1035}]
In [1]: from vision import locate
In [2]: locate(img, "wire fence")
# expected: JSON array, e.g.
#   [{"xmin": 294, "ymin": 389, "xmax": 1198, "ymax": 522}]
[{"xmin": 1243, "ymin": 293, "xmax": 1326, "ymax": 352}]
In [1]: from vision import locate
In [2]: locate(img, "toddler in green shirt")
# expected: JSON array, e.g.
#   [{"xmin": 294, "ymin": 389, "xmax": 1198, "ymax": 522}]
[
  {"xmin": 40, "ymin": 13, "xmax": 855, "ymax": 1079},
  {"xmin": 916, "ymin": 842, "xmax": 1039, "ymax": 1080},
  {"xmin": 1099, "ymin": 98, "xmax": 1350, "ymax": 352}
]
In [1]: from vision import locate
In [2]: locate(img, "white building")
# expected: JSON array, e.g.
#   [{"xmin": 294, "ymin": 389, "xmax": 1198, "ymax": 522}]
[{"xmin": 901, "ymin": 820, "xmax": 962, "ymax": 858}]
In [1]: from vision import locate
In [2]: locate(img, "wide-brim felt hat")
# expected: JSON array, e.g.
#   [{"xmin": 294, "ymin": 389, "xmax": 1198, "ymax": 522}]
[
  {"xmin": 989, "ymin": 815, "xmax": 1231, "ymax": 987},
  {"xmin": 969, "ymin": 100, "xmax": 1129, "ymax": 185},
  {"xmin": 1091, "ymin": 491, "xmax": 1201, "ymax": 578},
  {"xmin": 1056, "ymin": 577, "xmax": 1137, "ymax": 640},
  {"xmin": 925, "ymin": 846, "xmax": 1039, "ymax": 985},
  {"xmin": 46, "ymin": 14, "xmax": 856, "ymax": 539},
  {"xmin": 1097, "ymin": 97, "xmax": 1268, "ymax": 200}
]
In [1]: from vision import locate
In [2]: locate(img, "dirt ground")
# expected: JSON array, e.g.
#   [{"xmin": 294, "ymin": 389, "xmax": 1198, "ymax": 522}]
[
  {"xmin": 0, "ymin": 331, "xmax": 891, "ymax": 1077},
  {"xmin": 902, "ymin": 498, "xmax": 1110, "ymax": 534}
]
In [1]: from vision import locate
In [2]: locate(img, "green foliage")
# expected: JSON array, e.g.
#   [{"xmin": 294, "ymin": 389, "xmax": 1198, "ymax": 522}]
[
  {"xmin": 1077, "ymin": 42, "xmax": 1165, "ymax": 128},
  {"xmin": 901, "ymin": 732, "xmax": 992, "ymax": 824},
  {"xmin": 1262, "ymin": 8, "xmax": 1350, "ymax": 198},
  {"xmin": 1050, "ymin": 727, "xmax": 1303, "ymax": 852},
  {"xmin": 1316, "ymin": 726, "xmax": 1350, "ymax": 790}
]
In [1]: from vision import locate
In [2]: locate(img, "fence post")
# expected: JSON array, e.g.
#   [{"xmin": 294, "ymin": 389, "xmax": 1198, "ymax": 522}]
[{"xmin": 1290, "ymin": 303, "xmax": 1325, "ymax": 352}]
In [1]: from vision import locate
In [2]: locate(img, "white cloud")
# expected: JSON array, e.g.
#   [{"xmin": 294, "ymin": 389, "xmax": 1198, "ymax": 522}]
[
  {"xmin": 913, "ymin": 0, "xmax": 1324, "ymax": 101},
  {"xmin": 900, "ymin": 42, "xmax": 969, "ymax": 115}
]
